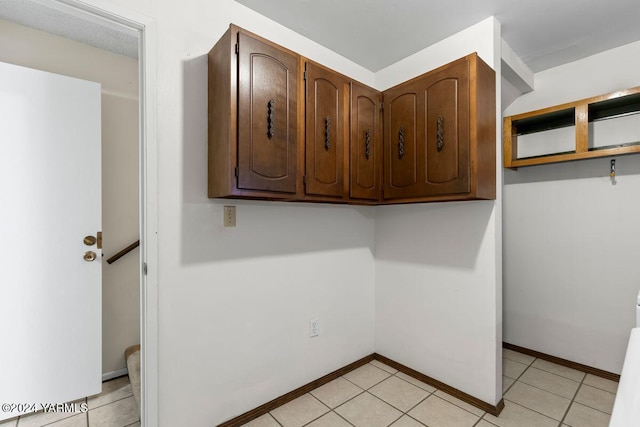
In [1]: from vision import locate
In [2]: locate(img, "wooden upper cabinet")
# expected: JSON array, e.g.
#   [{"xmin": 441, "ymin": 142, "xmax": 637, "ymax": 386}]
[
  {"xmin": 423, "ymin": 58, "xmax": 470, "ymax": 195},
  {"xmin": 383, "ymin": 80, "xmax": 423, "ymax": 199},
  {"xmin": 382, "ymin": 53, "xmax": 495, "ymax": 202},
  {"xmin": 304, "ymin": 61, "xmax": 349, "ymax": 198},
  {"xmin": 350, "ymin": 82, "xmax": 382, "ymax": 201},
  {"xmin": 209, "ymin": 25, "xmax": 495, "ymax": 204},
  {"xmin": 208, "ymin": 25, "xmax": 299, "ymax": 199},
  {"xmin": 237, "ymin": 31, "xmax": 298, "ymax": 194}
]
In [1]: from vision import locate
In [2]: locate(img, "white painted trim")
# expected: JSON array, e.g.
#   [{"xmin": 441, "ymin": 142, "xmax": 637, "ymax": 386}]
[
  {"xmin": 138, "ymin": 17, "xmax": 159, "ymax": 427},
  {"xmin": 46, "ymin": 1, "xmax": 159, "ymax": 425},
  {"xmin": 102, "ymin": 368, "xmax": 129, "ymax": 382}
]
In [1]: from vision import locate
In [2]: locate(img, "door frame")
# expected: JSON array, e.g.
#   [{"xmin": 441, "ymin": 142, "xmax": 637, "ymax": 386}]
[{"xmin": 40, "ymin": 1, "xmax": 159, "ymax": 425}]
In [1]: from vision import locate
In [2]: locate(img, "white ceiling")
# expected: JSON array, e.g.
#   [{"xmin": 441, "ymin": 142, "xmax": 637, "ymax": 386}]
[
  {"xmin": 235, "ymin": 0, "xmax": 640, "ymax": 73},
  {"xmin": 0, "ymin": 0, "xmax": 138, "ymax": 58},
  {"xmin": 2, "ymin": 0, "xmax": 638, "ymax": 74}
]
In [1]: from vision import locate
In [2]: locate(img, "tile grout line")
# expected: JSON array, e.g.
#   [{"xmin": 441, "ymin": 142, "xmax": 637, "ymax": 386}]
[
  {"xmin": 500, "ymin": 398, "xmax": 562, "ymax": 424},
  {"xmin": 88, "ymin": 391, "xmax": 135, "ymax": 411},
  {"xmin": 558, "ymin": 370, "xmax": 587, "ymax": 426},
  {"xmin": 502, "ymin": 355, "xmax": 538, "ymax": 399},
  {"xmin": 569, "ymin": 400, "xmax": 615, "ymax": 417},
  {"xmin": 320, "ymin": 370, "xmax": 430, "ymax": 427},
  {"xmin": 506, "ymin": 354, "xmax": 616, "ymax": 421},
  {"xmin": 516, "ymin": 377, "xmax": 579, "ymax": 401},
  {"xmin": 503, "ymin": 357, "xmax": 535, "ymax": 384},
  {"xmin": 250, "ymin": 350, "xmax": 614, "ymax": 427},
  {"xmin": 528, "ymin": 362, "xmax": 586, "ymax": 383},
  {"xmin": 330, "ymin": 409, "xmax": 357, "ymax": 427},
  {"xmin": 430, "ymin": 393, "xmax": 487, "ymax": 420},
  {"xmin": 503, "ymin": 352, "xmax": 537, "ymax": 368},
  {"xmin": 298, "ymin": 392, "xmax": 336, "ymax": 427},
  {"xmin": 389, "ymin": 374, "xmax": 434, "ymax": 427},
  {"xmin": 392, "ymin": 371, "xmax": 437, "ymax": 394},
  {"xmin": 581, "ymin": 382, "xmax": 619, "ymax": 395},
  {"xmin": 502, "ymin": 354, "xmax": 575, "ymax": 423},
  {"xmin": 323, "ymin": 376, "xmax": 368, "ymax": 412},
  {"xmin": 341, "ymin": 363, "xmax": 392, "ymax": 391},
  {"xmin": 523, "ymin": 365, "xmax": 585, "ymax": 386},
  {"xmin": 368, "ymin": 377, "xmax": 434, "ymax": 415},
  {"xmin": 267, "ymin": 412, "xmax": 284, "ymax": 427}
]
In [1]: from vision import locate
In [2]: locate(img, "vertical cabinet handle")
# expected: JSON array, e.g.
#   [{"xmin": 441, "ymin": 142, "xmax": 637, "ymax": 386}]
[
  {"xmin": 398, "ymin": 126, "xmax": 405, "ymax": 159},
  {"xmin": 436, "ymin": 115, "xmax": 444, "ymax": 152},
  {"xmin": 267, "ymin": 99, "xmax": 275, "ymax": 139},
  {"xmin": 365, "ymin": 129, "xmax": 371, "ymax": 160},
  {"xmin": 324, "ymin": 116, "xmax": 331, "ymax": 150}
]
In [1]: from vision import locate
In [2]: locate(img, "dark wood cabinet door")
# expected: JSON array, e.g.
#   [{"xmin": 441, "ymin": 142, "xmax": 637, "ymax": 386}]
[
  {"xmin": 237, "ymin": 32, "xmax": 298, "ymax": 193},
  {"xmin": 305, "ymin": 62, "xmax": 347, "ymax": 198},
  {"xmin": 422, "ymin": 58, "xmax": 470, "ymax": 195},
  {"xmin": 383, "ymin": 80, "xmax": 424, "ymax": 199},
  {"xmin": 350, "ymin": 82, "xmax": 382, "ymax": 201}
]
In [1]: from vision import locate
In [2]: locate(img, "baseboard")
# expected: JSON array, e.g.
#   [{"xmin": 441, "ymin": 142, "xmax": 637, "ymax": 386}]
[
  {"xmin": 373, "ymin": 353, "xmax": 505, "ymax": 416},
  {"xmin": 503, "ymin": 342, "xmax": 620, "ymax": 382},
  {"xmin": 217, "ymin": 354, "xmax": 374, "ymax": 427},
  {"xmin": 102, "ymin": 367, "xmax": 128, "ymax": 382},
  {"xmin": 217, "ymin": 352, "xmax": 505, "ymax": 426}
]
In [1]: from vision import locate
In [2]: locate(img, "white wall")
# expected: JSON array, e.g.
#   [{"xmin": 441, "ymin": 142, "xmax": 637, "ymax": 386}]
[
  {"xmin": 0, "ymin": 18, "xmax": 141, "ymax": 377},
  {"xmin": 85, "ymin": 1, "xmax": 378, "ymax": 425},
  {"xmin": 503, "ymin": 40, "xmax": 640, "ymax": 374},
  {"xmin": 374, "ymin": 17, "xmax": 503, "ymax": 406},
  {"xmin": 43, "ymin": 0, "xmax": 501, "ymax": 423}
]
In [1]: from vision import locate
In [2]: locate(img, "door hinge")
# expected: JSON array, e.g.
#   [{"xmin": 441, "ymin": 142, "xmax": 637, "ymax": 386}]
[
  {"xmin": 234, "ymin": 166, "xmax": 239, "ymax": 178},
  {"xmin": 235, "ymin": 43, "xmax": 239, "ymax": 55},
  {"xmin": 143, "ymin": 262, "xmax": 148, "ymax": 275},
  {"xmin": 380, "ymin": 102, "xmax": 384, "ymax": 113},
  {"xmin": 303, "ymin": 70, "xmax": 307, "ymax": 81}
]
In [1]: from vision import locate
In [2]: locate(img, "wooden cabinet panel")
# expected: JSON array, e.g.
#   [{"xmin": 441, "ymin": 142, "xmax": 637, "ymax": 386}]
[
  {"xmin": 383, "ymin": 83, "xmax": 422, "ymax": 199},
  {"xmin": 208, "ymin": 25, "xmax": 300, "ymax": 199},
  {"xmin": 382, "ymin": 53, "xmax": 495, "ymax": 202},
  {"xmin": 237, "ymin": 31, "xmax": 298, "ymax": 194},
  {"xmin": 350, "ymin": 82, "xmax": 382, "ymax": 201},
  {"xmin": 423, "ymin": 59, "xmax": 470, "ymax": 195},
  {"xmin": 305, "ymin": 61, "xmax": 348, "ymax": 198}
]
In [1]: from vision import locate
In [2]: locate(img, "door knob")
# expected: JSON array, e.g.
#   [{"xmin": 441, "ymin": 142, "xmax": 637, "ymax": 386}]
[{"xmin": 83, "ymin": 251, "xmax": 97, "ymax": 262}]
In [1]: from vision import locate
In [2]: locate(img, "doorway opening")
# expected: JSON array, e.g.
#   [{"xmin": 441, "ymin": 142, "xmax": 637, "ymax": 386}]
[{"xmin": 0, "ymin": 0, "xmax": 157, "ymax": 425}]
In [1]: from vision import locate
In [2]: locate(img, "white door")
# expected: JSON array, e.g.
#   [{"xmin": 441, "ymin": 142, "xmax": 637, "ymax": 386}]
[{"xmin": 0, "ymin": 61, "xmax": 102, "ymax": 421}]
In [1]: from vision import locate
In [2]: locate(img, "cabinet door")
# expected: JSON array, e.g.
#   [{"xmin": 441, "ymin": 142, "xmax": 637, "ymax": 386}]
[
  {"xmin": 237, "ymin": 32, "xmax": 298, "ymax": 193},
  {"xmin": 383, "ymin": 80, "xmax": 424, "ymax": 199},
  {"xmin": 350, "ymin": 82, "xmax": 382, "ymax": 201},
  {"xmin": 305, "ymin": 62, "xmax": 348, "ymax": 198},
  {"xmin": 422, "ymin": 58, "xmax": 470, "ymax": 195}
]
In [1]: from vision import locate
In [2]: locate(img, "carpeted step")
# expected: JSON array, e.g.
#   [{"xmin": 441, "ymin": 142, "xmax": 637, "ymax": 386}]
[{"xmin": 125, "ymin": 344, "xmax": 141, "ymax": 415}]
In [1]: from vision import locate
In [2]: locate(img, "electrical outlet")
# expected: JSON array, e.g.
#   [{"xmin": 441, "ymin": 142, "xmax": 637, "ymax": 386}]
[
  {"xmin": 223, "ymin": 205, "xmax": 236, "ymax": 227},
  {"xmin": 309, "ymin": 317, "xmax": 319, "ymax": 337}
]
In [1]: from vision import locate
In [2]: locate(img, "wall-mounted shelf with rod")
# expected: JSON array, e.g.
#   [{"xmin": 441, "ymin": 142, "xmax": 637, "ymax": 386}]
[{"xmin": 503, "ymin": 86, "xmax": 640, "ymax": 169}]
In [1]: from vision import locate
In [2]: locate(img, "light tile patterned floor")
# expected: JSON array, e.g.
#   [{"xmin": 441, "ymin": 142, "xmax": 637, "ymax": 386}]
[
  {"xmin": 241, "ymin": 349, "xmax": 618, "ymax": 427},
  {"xmin": 0, "ymin": 376, "xmax": 139, "ymax": 427}
]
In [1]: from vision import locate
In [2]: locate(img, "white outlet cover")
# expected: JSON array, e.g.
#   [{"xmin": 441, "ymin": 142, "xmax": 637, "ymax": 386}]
[{"xmin": 309, "ymin": 317, "xmax": 319, "ymax": 337}]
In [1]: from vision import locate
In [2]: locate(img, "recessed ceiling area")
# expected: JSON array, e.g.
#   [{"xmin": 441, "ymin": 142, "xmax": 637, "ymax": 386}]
[{"xmin": 235, "ymin": 0, "xmax": 640, "ymax": 73}]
